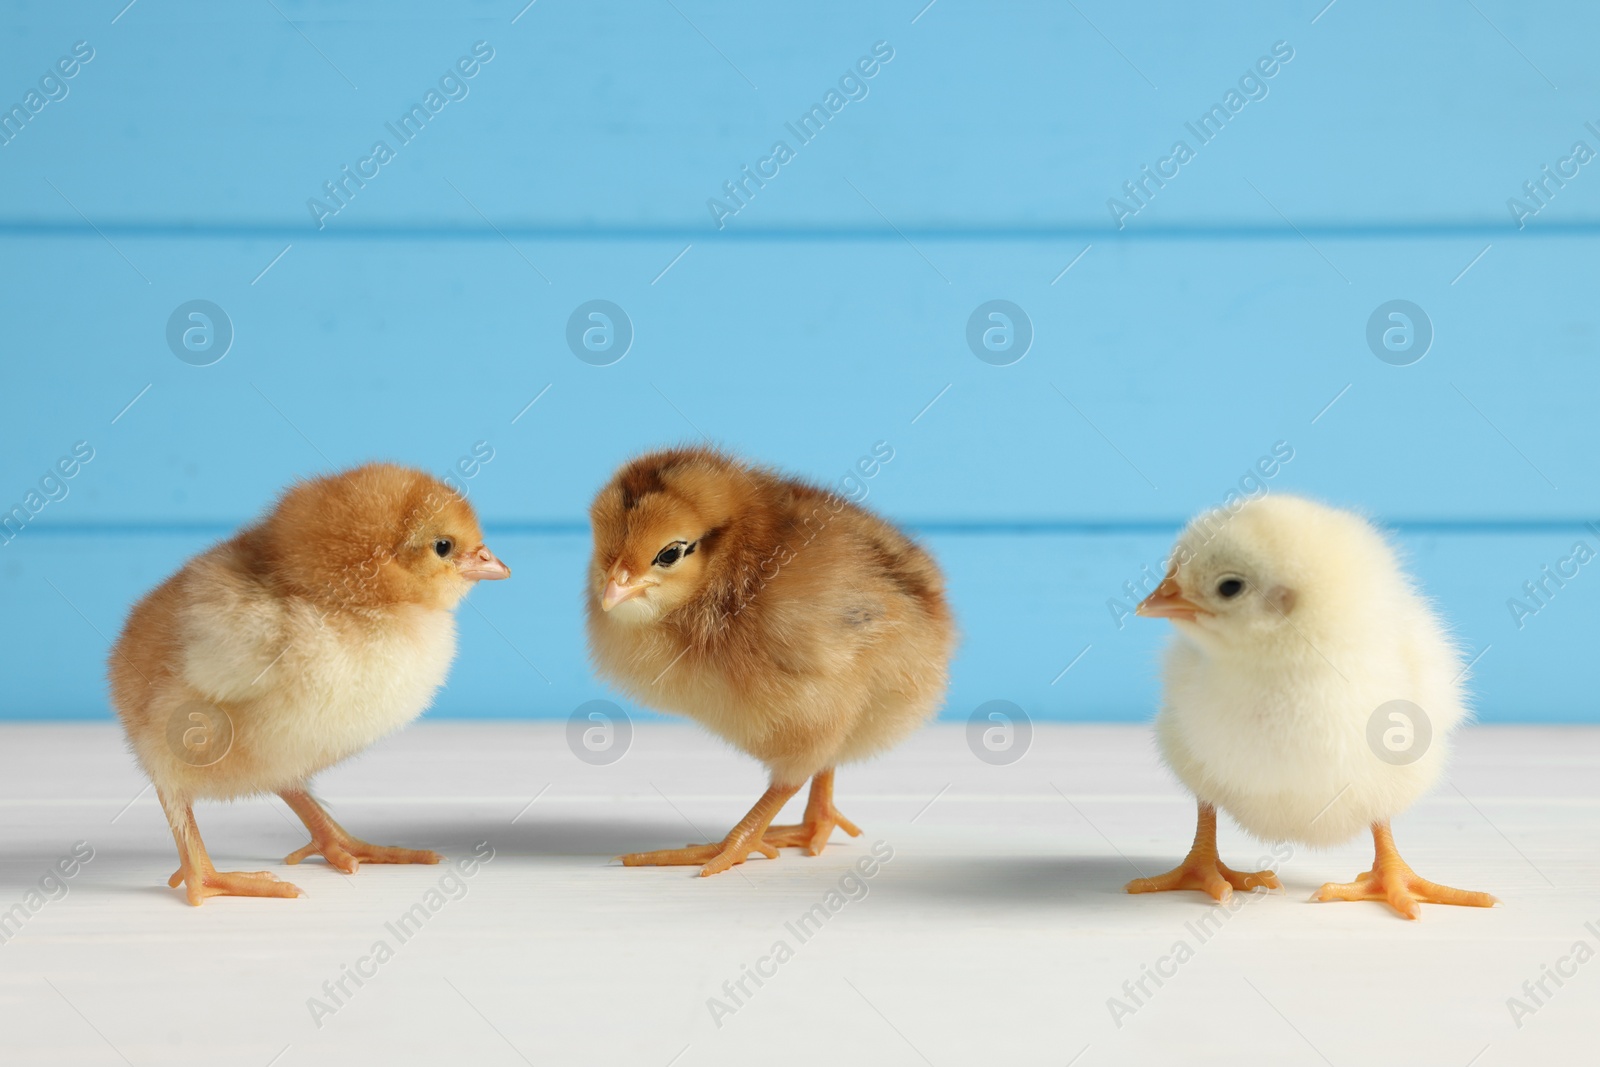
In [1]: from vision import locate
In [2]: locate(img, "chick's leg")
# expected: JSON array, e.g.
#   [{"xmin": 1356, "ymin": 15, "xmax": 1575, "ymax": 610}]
[
  {"xmin": 621, "ymin": 783, "xmax": 802, "ymax": 877},
  {"xmin": 762, "ymin": 768, "xmax": 863, "ymax": 856},
  {"xmin": 1313, "ymin": 821, "xmax": 1498, "ymax": 920},
  {"xmin": 279, "ymin": 788, "xmax": 441, "ymax": 872},
  {"xmin": 1125, "ymin": 802, "xmax": 1281, "ymax": 902},
  {"xmin": 159, "ymin": 789, "xmax": 302, "ymax": 906}
]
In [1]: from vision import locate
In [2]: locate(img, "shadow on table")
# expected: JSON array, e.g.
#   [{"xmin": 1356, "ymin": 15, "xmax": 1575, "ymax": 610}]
[
  {"xmin": 402, "ymin": 815, "xmax": 737, "ymax": 862},
  {"xmin": 880, "ymin": 854, "xmax": 1190, "ymax": 906}
]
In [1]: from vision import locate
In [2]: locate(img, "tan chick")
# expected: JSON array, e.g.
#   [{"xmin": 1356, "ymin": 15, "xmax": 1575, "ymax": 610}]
[
  {"xmin": 586, "ymin": 446, "xmax": 956, "ymax": 876},
  {"xmin": 108, "ymin": 463, "xmax": 509, "ymax": 905}
]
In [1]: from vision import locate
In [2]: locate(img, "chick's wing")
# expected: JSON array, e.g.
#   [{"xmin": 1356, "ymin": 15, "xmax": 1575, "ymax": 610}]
[{"xmin": 175, "ymin": 540, "xmax": 301, "ymax": 705}]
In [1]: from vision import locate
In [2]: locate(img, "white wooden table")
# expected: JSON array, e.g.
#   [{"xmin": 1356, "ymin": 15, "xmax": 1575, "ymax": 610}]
[{"xmin": 0, "ymin": 722, "xmax": 1592, "ymax": 1066}]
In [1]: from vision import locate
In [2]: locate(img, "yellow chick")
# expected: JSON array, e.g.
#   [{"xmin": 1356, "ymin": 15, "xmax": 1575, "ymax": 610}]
[
  {"xmin": 108, "ymin": 463, "xmax": 509, "ymax": 904},
  {"xmin": 586, "ymin": 446, "xmax": 956, "ymax": 876},
  {"xmin": 1129, "ymin": 494, "xmax": 1497, "ymax": 919}
]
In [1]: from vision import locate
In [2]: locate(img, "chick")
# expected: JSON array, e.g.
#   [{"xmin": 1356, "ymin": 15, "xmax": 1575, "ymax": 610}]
[
  {"xmin": 1127, "ymin": 494, "xmax": 1496, "ymax": 919},
  {"xmin": 108, "ymin": 463, "xmax": 509, "ymax": 905},
  {"xmin": 586, "ymin": 446, "xmax": 955, "ymax": 876}
]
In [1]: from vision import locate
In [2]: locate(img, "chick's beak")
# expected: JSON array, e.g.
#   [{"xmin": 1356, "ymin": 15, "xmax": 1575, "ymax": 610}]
[
  {"xmin": 601, "ymin": 568, "xmax": 647, "ymax": 612},
  {"xmin": 458, "ymin": 546, "xmax": 511, "ymax": 581},
  {"xmin": 1136, "ymin": 576, "xmax": 1207, "ymax": 621}
]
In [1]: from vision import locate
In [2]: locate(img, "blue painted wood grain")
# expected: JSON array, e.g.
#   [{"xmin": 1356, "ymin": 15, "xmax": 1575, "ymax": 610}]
[{"xmin": 0, "ymin": 1, "xmax": 1594, "ymax": 720}]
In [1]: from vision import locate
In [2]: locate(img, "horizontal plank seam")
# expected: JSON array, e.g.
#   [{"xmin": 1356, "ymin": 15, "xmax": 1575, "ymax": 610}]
[{"xmin": 3, "ymin": 221, "xmax": 1600, "ymax": 242}]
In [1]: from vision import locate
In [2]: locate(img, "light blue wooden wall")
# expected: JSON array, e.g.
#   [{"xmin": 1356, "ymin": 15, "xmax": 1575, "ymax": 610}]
[{"xmin": 2, "ymin": 1, "xmax": 1596, "ymax": 722}]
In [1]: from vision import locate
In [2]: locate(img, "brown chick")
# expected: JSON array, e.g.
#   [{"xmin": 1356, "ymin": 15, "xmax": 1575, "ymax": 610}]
[
  {"xmin": 108, "ymin": 463, "xmax": 510, "ymax": 905},
  {"xmin": 586, "ymin": 446, "xmax": 956, "ymax": 877}
]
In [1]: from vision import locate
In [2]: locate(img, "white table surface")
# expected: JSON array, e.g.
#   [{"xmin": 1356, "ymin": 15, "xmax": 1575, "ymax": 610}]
[{"xmin": 0, "ymin": 721, "xmax": 1593, "ymax": 1066}]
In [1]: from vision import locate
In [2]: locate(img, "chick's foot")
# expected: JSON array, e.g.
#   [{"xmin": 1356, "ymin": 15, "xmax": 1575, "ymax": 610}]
[
  {"xmin": 621, "ymin": 782, "xmax": 801, "ymax": 877},
  {"xmin": 168, "ymin": 864, "xmax": 303, "ymax": 906},
  {"xmin": 1313, "ymin": 822, "xmax": 1498, "ymax": 920},
  {"xmin": 1126, "ymin": 801, "xmax": 1280, "ymax": 903},
  {"xmin": 1312, "ymin": 869, "xmax": 1498, "ymax": 920},
  {"xmin": 1126, "ymin": 857, "xmax": 1280, "ymax": 902},
  {"xmin": 280, "ymin": 788, "xmax": 441, "ymax": 872},
  {"xmin": 284, "ymin": 835, "xmax": 443, "ymax": 872},
  {"xmin": 620, "ymin": 838, "xmax": 780, "ymax": 875},
  {"xmin": 159, "ymin": 793, "xmax": 303, "ymax": 906},
  {"xmin": 762, "ymin": 768, "xmax": 862, "ymax": 856}
]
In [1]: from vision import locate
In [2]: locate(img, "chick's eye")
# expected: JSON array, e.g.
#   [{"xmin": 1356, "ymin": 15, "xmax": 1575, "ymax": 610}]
[
  {"xmin": 1217, "ymin": 578, "xmax": 1245, "ymax": 599},
  {"xmin": 434, "ymin": 538, "xmax": 453, "ymax": 558},
  {"xmin": 653, "ymin": 542, "xmax": 685, "ymax": 568}
]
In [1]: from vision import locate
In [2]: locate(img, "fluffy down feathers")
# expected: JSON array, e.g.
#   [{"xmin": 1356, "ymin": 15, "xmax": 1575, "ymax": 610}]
[
  {"xmin": 1150, "ymin": 494, "xmax": 1466, "ymax": 847},
  {"xmin": 586, "ymin": 446, "xmax": 956, "ymax": 786},
  {"xmin": 109, "ymin": 463, "xmax": 507, "ymax": 803}
]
